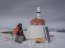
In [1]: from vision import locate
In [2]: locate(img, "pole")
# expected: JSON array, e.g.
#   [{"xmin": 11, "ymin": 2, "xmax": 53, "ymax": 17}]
[{"xmin": 45, "ymin": 26, "xmax": 50, "ymax": 43}]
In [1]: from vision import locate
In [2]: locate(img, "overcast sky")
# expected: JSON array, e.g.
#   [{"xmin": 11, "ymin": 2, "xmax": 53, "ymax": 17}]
[{"xmin": 0, "ymin": 0, "xmax": 65, "ymax": 29}]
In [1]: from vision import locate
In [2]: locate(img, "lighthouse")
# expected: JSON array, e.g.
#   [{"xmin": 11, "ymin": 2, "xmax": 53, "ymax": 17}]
[{"xmin": 26, "ymin": 7, "xmax": 46, "ymax": 43}]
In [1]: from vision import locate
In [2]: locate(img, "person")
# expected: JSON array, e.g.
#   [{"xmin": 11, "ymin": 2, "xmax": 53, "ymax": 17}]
[{"xmin": 12, "ymin": 23, "xmax": 26, "ymax": 43}]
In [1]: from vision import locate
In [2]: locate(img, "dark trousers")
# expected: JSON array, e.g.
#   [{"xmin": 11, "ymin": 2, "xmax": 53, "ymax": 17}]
[{"xmin": 15, "ymin": 35, "xmax": 24, "ymax": 43}]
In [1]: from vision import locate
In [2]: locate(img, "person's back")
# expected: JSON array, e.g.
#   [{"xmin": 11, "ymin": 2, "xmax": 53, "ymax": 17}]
[{"xmin": 12, "ymin": 23, "xmax": 26, "ymax": 43}]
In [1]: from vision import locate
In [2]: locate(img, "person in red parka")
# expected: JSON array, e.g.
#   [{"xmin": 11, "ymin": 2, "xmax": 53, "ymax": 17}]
[{"xmin": 12, "ymin": 23, "xmax": 26, "ymax": 43}]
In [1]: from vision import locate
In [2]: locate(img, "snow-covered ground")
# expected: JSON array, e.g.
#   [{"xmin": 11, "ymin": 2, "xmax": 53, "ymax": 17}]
[
  {"xmin": 0, "ymin": 29, "xmax": 11, "ymax": 32},
  {"xmin": 0, "ymin": 31, "xmax": 65, "ymax": 48}
]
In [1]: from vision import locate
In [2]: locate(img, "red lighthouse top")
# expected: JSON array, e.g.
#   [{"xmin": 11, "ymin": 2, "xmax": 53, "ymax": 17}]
[
  {"xmin": 30, "ymin": 18, "xmax": 45, "ymax": 25},
  {"xmin": 30, "ymin": 7, "xmax": 45, "ymax": 25}
]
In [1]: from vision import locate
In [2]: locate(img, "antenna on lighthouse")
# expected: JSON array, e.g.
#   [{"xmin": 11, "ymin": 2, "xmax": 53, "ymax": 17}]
[{"xmin": 36, "ymin": 6, "xmax": 41, "ymax": 19}]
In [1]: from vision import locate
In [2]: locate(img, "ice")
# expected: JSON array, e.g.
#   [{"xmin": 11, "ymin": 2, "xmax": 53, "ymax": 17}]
[
  {"xmin": 21, "ymin": 40, "xmax": 36, "ymax": 48},
  {"xmin": 0, "ymin": 32, "xmax": 65, "ymax": 48}
]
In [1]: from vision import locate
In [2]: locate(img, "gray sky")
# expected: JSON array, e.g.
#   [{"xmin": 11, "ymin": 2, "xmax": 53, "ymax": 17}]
[{"xmin": 0, "ymin": 0, "xmax": 65, "ymax": 29}]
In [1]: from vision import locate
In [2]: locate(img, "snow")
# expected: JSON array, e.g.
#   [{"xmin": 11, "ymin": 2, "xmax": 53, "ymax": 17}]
[
  {"xmin": 0, "ymin": 29, "xmax": 11, "ymax": 32},
  {"xmin": 0, "ymin": 31, "xmax": 65, "ymax": 48}
]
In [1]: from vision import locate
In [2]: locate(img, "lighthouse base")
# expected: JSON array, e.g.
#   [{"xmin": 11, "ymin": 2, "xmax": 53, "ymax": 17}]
[
  {"xmin": 31, "ymin": 38, "xmax": 47, "ymax": 43},
  {"xmin": 35, "ymin": 38, "xmax": 47, "ymax": 43},
  {"xmin": 26, "ymin": 25, "xmax": 46, "ymax": 43}
]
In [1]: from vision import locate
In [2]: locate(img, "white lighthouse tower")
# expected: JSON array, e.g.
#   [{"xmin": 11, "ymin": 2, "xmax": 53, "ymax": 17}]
[{"xmin": 26, "ymin": 7, "xmax": 46, "ymax": 43}]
